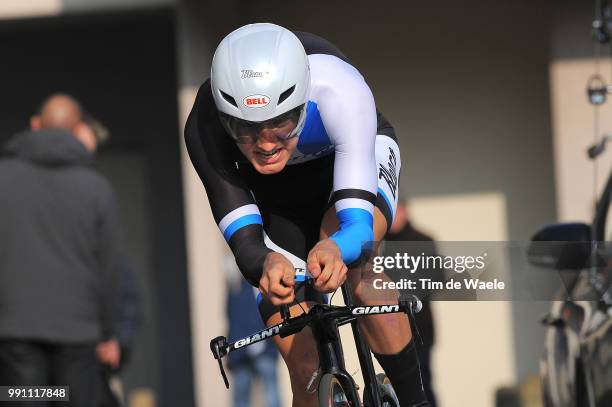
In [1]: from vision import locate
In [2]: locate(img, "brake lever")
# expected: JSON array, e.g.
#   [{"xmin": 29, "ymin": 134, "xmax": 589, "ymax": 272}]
[
  {"xmin": 399, "ymin": 294, "xmax": 422, "ymax": 314},
  {"xmin": 210, "ymin": 336, "xmax": 230, "ymax": 389}
]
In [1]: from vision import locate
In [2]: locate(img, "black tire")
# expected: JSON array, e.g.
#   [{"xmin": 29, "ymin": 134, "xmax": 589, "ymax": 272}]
[
  {"xmin": 376, "ymin": 373, "xmax": 400, "ymax": 407},
  {"xmin": 318, "ymin": 373, "xmax": 352, "ymax": 407},
  {"xmin": 575, "ymin": 358, "xmax": 592, "ymax": 407}
]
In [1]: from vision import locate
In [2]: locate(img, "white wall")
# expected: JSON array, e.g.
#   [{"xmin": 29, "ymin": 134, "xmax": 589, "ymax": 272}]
[
  {"xmin": 412, "ymin": 193, "xmax": 515, "ymax": 407},
  {"xmin": 550, "ymin": 1, "xmax": 612, "ymax": 225},
  {"xmin": 0, "ymin": 0, "xmax": 62, "ymax": 18},
  {"xmin": 550, "ymin": 59, "xmax": 612, "ymax": 227},
  {"xmin": 0, "ymin": 0, "xmax": 174, "ymax": 19},
  {"xmin": 175, "ymin": 2, "xmax": 245, "ymax": 406}
]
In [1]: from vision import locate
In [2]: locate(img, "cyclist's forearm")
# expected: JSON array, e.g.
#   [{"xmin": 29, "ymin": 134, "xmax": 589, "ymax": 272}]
[
  {"xmin": 330, "ymin": 209, "xmax": 374, "ymax": 264},
  {"xmin": 229, "ymin": 224, "xmax": 272, "ymax": 286}
]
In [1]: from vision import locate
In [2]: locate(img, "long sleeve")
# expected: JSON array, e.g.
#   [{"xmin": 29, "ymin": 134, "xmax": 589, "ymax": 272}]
[
  {"xmin": 184, "ymin": 81, "xmax": 272, "ymax": 285},
  {"xmin": 97, "ymin": 182, "xmax": 123, "ymax": 340}
]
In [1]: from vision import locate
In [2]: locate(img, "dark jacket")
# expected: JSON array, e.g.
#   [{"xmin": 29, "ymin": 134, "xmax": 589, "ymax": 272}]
[
  {"xmin": 116, "ymin": 254, "xmax": 141, "ymax": 367},
  {"xmin": 386, "ymin": 222, "xmax": 437, "ymax": 346},
  {"xmin": 0, "ymin": 129, "xmax": 121, "ymax": 343}
]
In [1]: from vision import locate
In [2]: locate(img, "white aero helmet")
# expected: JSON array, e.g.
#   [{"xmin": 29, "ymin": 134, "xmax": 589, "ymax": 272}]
[{"xmin": 211, "ymin": 23, "xmax": 310, "ymax": 143}]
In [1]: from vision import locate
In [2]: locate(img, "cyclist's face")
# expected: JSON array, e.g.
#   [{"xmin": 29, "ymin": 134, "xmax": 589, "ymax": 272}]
[{"xmin": 236, "ymin": 121, "xmax": 299, "ymax": 174}]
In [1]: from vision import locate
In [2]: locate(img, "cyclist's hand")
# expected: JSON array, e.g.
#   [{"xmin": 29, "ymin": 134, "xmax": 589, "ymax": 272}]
[
  {"xmin": 260, "ymin": 252, "xmax": 296, "ymax": 306},
  {"xmin": 307, "ymin": 239, "xmax": 348, "ymax": 293}
]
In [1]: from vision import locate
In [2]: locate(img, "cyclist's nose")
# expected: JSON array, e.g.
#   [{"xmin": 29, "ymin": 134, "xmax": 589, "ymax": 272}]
[{"xmin": 255, "ymin": 128, "xmax": 280, "ymax": 145}]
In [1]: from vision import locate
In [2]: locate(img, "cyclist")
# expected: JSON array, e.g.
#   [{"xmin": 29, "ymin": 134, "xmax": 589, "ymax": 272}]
[{"xmin": 185, "ymin": 23, "xmax": 429, "ymax": 407}]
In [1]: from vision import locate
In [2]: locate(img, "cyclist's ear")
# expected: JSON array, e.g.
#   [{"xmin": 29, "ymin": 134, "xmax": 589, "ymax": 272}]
[{"xmin": 30, "ymin": 116, "xmax": 42, "ymax": 130}]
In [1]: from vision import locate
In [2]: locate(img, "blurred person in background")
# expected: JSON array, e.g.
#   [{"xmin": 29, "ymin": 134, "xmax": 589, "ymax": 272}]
[
  {"xmin": 0, "ymin": 94, "xmax": 122, "ymax": 407},
  {"xmin": 95, "ymin": 254, "xmax": 142, "ymax": 407},
  {"xmin": 385, "ymin": 198, "xmax": 438, "ymax": 407},
  {"xmin": 225, "ymin": 253, "xmax": 281, "ymax": 407}
]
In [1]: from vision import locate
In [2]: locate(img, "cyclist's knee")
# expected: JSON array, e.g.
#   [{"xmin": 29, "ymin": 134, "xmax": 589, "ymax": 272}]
[
  {"xmin": 349, "ymin": 263, "xmax": 398, "ymax": 305},
  {"xmin": 285, "ymin": 354, "xmax": 319, "ymax": 401},
  {"xmin": 347, "ymin": 267, "xmax": 384, "ymax": 305},
  {"xmin": 286, "ymin": 349, "xmax": 319, "ymax": 383},
  {"xmin": 272, "ymin": 324, "xmax": 320, "ymax": 397}
]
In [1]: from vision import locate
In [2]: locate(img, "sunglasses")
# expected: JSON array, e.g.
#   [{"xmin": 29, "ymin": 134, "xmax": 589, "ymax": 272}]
[{"xmin": 219, "ymin": 105, "xmax": 305, "ymax": 144}]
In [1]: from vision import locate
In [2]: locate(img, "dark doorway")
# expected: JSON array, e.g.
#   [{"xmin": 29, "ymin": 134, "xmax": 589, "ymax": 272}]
[{"xmin": 0, "ymin": 9, "xmax": 194, "ymax": 407}]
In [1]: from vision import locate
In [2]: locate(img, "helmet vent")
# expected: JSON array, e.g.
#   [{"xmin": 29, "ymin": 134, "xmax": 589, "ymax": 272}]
[
  {"xmin": 220, "ymin": 90, "xmax": 238, "ymax": 107},
  {"xmin": 278, "ymin": 85, "xmax": 296, "ymax": 106}
]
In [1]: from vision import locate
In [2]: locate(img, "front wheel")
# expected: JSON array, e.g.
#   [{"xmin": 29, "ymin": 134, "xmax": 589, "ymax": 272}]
[
  {"xmin": 376, "ymin": 373, "xmax": 400, "ymax": 407},
  {"xmin": 318, "ymin": 373, "xmax": 353, "ymax": 407}
]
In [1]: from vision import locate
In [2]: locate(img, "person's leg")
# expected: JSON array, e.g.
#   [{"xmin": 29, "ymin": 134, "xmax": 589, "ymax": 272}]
[
  {"xmin": 0, "ymin": 340, "xmax": 50, "ymax": 407},
  {"xmin": 255, "ymin": 223, "xmax": 326, "ymax": 407},
  {"xmin": 266, "ymin": 303, "xmax": 320, "ymax": 407},
  {"xmin": 94, "ymin": 363, "xmax": 121, "ymax": 407},
  {"xmin": 231, "ymin": 362, "xmax": 254, "ymax": 407},
  {"xmin": 253, "ymin": 355, "xmax": 281, "ymax": 407},
  {"xmin": 50, "ymin": 342, "xmax": 97, "ymax": 407},
  {"xmin": 321, "ymin": 206, "xmax": 428, "ymax": 406}
]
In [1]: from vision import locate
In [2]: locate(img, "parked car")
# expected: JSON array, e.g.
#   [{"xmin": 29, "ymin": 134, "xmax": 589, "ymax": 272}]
[{"xmin": 527, "ymin": 170, "xmax": 611, "ymax": 407}]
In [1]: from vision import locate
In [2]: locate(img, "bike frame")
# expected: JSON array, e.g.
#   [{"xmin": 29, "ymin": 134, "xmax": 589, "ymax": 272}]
[{"xmin": 210, "ymin": 281, "xmax": 419, "ymax": 407}]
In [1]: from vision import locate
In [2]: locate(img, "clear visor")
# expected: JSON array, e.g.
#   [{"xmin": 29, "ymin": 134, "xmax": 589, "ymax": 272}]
[{"xmin": 219, "ymin": 104, "xmax": 306, "ymax": 144}]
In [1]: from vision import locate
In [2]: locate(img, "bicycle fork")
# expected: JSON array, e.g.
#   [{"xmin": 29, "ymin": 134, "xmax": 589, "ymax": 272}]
[
  {"xmin": 341, "ymin": 285, "xmax": 383, "ymax": 407},
  {"xmin": 308, "ymin": 304, "xmax": 363, "ymax": 406}
]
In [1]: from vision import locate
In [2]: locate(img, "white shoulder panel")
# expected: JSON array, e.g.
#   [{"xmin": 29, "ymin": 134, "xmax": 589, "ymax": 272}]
[{"xmin": 308, "ymin": 54, "xmax": 378, "ymax": 196}]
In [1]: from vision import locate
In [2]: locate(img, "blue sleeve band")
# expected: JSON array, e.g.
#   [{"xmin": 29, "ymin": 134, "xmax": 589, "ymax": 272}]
[
  {"xmin": 330, "ymin": 208, "xmax": 374, "ymax": 264},
  {"xmin": 223, "ymin": 214, "xmax": 263, "ymax": 241}
]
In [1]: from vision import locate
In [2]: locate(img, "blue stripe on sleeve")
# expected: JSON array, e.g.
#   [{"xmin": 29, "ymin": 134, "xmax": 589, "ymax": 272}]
[
  {"xmin": 377, "ymin": 187, "xmax": 395, "ymax": 222},
  {"xmin": 223, "ymin": 214, "xmax": 263, "ymax": 241},
  {"xmin": 330, "ymin": 208, "xmax": 374, "ymax": 264}
]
